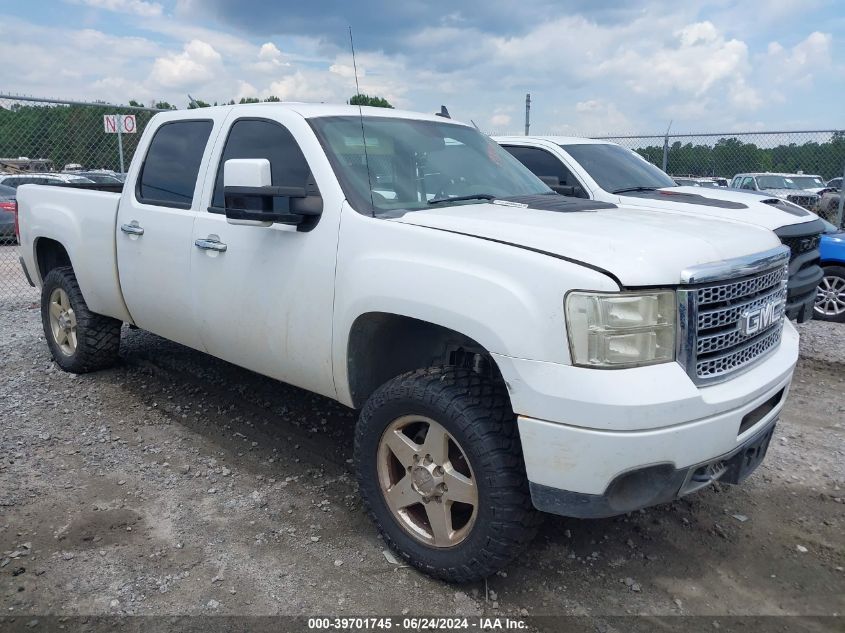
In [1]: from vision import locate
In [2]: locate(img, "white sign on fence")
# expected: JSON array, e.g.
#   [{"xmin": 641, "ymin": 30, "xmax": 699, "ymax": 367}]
[{"xmin": 103, "ymin": 114, "xmax": 136, "ymax": 134}]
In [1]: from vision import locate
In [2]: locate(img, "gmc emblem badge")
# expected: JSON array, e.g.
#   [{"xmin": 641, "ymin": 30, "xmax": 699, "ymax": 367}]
[{"xmin": 739, "ymin": 300, "xmax": 780, "ymax": 336}]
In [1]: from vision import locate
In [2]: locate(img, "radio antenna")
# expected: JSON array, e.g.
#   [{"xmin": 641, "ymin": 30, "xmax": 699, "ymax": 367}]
[{"xmin": 349, "ymin": 26, "xmax": 375, "ymax": 215}]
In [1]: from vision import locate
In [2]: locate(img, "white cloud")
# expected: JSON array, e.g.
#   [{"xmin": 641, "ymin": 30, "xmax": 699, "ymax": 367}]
[
  {"xmin": 0, "ymin": 3, "xmax": 840, "ymax": 134},
  {"xmin": 72, "ymin": 0, "xmax": 163, "ymax": 17},
  {"xmin": 258, "ymin": 42, "xmax": 282, "ymax": 61},
  {"xmin": 490, "ymin": 113, "xmax": 511, "ymax": 127},
  {"xmin": 267, "ymin": 71, "xmax": 337, "ymax": 102},
  {"xmin": 149, "ymin": 39, "xmax": 223, "ymax": 89}
]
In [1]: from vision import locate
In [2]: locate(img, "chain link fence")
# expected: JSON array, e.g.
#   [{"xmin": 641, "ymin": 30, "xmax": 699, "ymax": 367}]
[
  {"xmin": 595, "ymin": 130, "xmax": 845, "ymax": 224},
  {"xmin": 1, "ymin": 94, "xmax": 844, "ymax": 306},
  {"xmin": 0, "ymin": 94, "xmax": 162, "ymax": 304}
]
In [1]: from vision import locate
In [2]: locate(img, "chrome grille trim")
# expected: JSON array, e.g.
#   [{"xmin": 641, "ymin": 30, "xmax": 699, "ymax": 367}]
[
  {"xmin": 678, "ymin": 246, "xmax": 791, "ymax": 386},
  {"xmin": 697, "ymin": 305, "xmax": 785, "ymax": 356},
  {"xmin": 696, "ymin": 327, "xmax": 783, "ymax": 380},
  {"xmin": 697, "ymin": 284, "xmax": 787, "ymax": 331},
  {"xmin": 696, "ymin": 266, "xmax": 787, "ymax": 306}
]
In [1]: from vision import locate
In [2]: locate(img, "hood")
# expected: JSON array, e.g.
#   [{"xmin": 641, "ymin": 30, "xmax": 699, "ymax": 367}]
[
  {"xmin": 618, "ymin": 186, "xmax": 819, "ymax": 231},
  {"xmin": 390, "ymin": 201, "xmax": 781, "ymax": 287}
]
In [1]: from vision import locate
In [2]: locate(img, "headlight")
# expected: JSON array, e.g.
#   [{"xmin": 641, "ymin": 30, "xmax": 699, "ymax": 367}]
[{"xmin": 565, "ymin": 291, "xmax": 676, "ymax": 368}]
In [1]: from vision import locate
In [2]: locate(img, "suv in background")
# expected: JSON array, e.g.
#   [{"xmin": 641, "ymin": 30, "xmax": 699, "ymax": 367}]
[
  {"xmin": 730, "ymin": 173, "xmax": 820, "ymax": 210},
  {"xmin": 787, "ymin": 174, "xmax": 829, "ymax": 195},
  {"xmin": 496, "ymin": 136, "xmax": 825, "ymax": 322},
  {"xmin": 672, "ymin": 176, "xmax": 723, "ymax": 188}
]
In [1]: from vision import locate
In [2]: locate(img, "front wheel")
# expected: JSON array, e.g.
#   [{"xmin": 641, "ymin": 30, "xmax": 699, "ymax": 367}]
[
  {"xmin": 41, "ymin": 266, "xmax": 122, "ymax": 372},
  {"xmin": 813, "ymin": 265, "xmax": 845, "ymax": 322},
  {"xmin": 354, "ymin": 367, "xmax": 541, "ymax": 582}
]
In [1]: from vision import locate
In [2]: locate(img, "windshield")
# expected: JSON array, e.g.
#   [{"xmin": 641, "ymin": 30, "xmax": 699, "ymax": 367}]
[
  {"xmin": 559, "ymin": 143, "xmax": 677, "ymax": 193},
  {"xmin": 309, "ymin": 116, "xmax": 551, "ymax": 216},
  {"xmin": 756, "ymin": 175, "xmax": 801, "ymax": 190},
  {"xmin": 789, "ymin": 176, "xmax": 824, "ymax": 189}
]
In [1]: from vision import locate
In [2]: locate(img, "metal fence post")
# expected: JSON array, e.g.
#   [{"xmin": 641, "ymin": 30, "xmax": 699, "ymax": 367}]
[
  {"xmin": 117, "ymin": 114, "xmax": 125, "ymax": 174},
  {"xmin": 662, "ymin": 135, "xmax": 669, "ymax": 173},
  {"xmin": 837, "ymin": 156, "xmax": 845, "ymax": 229}
]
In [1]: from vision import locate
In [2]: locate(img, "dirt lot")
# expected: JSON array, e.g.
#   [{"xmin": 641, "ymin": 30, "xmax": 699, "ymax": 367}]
[{"xmin": 0, "ymin": 256, "xmax": 843, "ymax": 623}]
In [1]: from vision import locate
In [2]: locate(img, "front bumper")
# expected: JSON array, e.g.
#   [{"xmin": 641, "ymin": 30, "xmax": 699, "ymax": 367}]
[
  {"xmin": 528, "ymin": 418, "xmax": 777, "ymax": 518},
  {"xmin": 492, "ymin": 320, "xmax": 798, "ymax": 517}
]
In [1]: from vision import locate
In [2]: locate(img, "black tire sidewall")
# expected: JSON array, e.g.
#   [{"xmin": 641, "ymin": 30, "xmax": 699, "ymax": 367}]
[
  {"xmin": 40, "ymin": 267, "xmax": 121, "ymax": 372},
  {"xmin": 41, "ymin": 269, "xmax": 81, "ymax": 371},
  {"xmin": 356, "ymin": 372, "xmax": 527, "ymax": 577}
]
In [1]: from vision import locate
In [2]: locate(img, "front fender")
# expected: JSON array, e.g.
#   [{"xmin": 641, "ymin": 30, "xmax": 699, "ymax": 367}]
[{"xmin": 331, "ymin": 205, "xmax": 618, "ymax": 406}]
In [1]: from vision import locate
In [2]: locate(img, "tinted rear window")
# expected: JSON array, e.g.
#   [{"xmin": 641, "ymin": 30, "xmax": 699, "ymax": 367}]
[{"xmin": 137, "ymin": 120, "xmax": 213, "ymax": 208}]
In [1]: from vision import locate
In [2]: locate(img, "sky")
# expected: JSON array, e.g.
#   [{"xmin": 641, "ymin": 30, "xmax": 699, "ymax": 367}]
[{"xmin": 0, "ymin": 0, "xmax": 843, "ymax": 134}]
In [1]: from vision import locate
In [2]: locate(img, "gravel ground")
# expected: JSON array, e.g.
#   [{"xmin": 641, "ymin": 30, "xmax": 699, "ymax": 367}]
[{"xmin": 0, "ymin": 281, "xmax": 843, "ymax": 622}]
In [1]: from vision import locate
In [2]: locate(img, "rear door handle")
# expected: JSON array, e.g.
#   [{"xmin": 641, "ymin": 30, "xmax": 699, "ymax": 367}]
[
  {"xmin": 194, "ymin": 237, "xmax": 227, "ymax": 252},
  {"xmin": 120, "ymin": 223, "xmax": 144, "ymax": 235}
]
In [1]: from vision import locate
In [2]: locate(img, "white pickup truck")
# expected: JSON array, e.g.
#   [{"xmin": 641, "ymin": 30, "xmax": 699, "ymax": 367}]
[
  {"xmin": 18, "ymin": 104, "xmax": 798, "ymax": 582},
  {"xmin": 496, "ymin": 136, "xmax": 825, "ymax": 323}
]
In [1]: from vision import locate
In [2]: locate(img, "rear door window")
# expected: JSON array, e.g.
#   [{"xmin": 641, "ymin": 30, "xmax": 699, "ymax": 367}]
[{"xmin": 137, "ymin": 120, "xmax": 213, "ymax": 209}]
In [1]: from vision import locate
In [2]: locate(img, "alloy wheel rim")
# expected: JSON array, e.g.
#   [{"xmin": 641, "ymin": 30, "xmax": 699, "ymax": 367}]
[
  {"xmin": 377, "ymin": 415, "xmax": 478, "ymax": 548},
  {"xmin": 48, "ymin": 287, "xmax": 77, "ymax": 356},
  {"xmin": 814, "ymin": 275, "xmax": 845, "ymax": 316}
]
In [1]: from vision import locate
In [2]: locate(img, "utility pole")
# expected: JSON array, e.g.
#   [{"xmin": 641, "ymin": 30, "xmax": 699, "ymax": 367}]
[
  {"xmin": 662, "ymin": 120, "xmax": 672, "ymax": 173},
  {"xmin": 524, "ymin": 93, "xmax": 531, "ymax": 136},
  {"xmin": 837, "ymin": 155, "xmax": 845, "ymax": 228}
]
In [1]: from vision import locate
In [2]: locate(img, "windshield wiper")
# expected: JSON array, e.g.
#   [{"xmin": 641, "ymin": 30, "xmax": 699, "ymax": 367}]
[
  {"xmin": 611, "ymin": 186, "xmax": 659, "ymax": 194},
  {"xmin": 428, "ymin": 193, "xmax": 496, "ymax": 205}
]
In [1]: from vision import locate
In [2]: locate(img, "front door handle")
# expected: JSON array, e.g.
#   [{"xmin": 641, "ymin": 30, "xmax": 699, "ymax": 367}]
[
  {"xmin": 120, "ymin": 223, "xmax": 144, "ymax": 236},
  {"xmin": 194, "ymin": 237, "xmax": 227, "ymax": 252}
]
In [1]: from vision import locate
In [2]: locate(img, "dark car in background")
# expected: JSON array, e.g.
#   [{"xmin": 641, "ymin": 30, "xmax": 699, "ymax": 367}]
[
  {"xmin": 77, "ymin": 171, "xmax": 124, "ymax": 185},
  {"xmin": 0, "ymin": 183, "xmax": 18, "ymax": 244}
]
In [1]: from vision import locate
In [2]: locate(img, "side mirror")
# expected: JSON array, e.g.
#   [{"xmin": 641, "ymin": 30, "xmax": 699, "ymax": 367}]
[
  {"xmin": 538, "ymin": 175, "xmax": 576, "ymax": 197},
  {"xmin": 223, "ymin": 158, "xmax": 322, "ymax": 228}
]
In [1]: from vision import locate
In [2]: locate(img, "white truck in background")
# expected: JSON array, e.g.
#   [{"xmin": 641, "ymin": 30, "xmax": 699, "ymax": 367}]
[
  {"xmin": 18, "ymin": 104, "xmax": 798, "ymax": 581},
  {"xmin": 496, "ymin": 136, "xmax": 825, "ymax": 323}
]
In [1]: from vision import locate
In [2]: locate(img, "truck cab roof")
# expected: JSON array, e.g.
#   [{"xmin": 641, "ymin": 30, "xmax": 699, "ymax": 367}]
[{"xmin": 155, "ymin": 102, "xmax": 465, "ymax": 126}]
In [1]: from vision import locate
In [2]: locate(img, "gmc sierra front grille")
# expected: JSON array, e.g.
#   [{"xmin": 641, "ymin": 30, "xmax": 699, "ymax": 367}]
[
  {"xmin": 774, "ymin": 219, "xmax": 825, "ymax": 322},
  {"xmin": 780, "ymin": 234, "xmax": 821, "ymax": 258},
  {"xmin": 678, "ymin": 247, "xmax": 790, "ymax": 385},
  {"xmin": 786, "ymin": 194, "xmax": 817, "ymax": 210}
]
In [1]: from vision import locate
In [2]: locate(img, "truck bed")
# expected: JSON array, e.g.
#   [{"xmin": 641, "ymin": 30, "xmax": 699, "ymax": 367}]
[{"xmin": 17, "ymin": 184, "xmax": 132, "ymax": 322}]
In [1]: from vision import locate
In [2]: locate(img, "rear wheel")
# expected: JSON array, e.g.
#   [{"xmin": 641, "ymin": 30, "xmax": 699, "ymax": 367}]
[
  {"xmin": 813, "ymin": 265, "xmax": 845, "ymax": 322},
  {"xmin": 355, "ymin": 367, "xmax": 541, "ymax": 582},
  {"xmin": 41, "ymin": 266, "xmax": 122, "ymax": 372}
]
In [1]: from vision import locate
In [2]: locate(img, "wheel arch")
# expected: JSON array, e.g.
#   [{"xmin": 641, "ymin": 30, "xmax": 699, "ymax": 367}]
[
  {"xmin": 34, "ymin": 236, "xmax": 72, "ymax": 283},
  {"xmin": 344, "ymin": 311, "xmax": 506, "ymax": 409}
]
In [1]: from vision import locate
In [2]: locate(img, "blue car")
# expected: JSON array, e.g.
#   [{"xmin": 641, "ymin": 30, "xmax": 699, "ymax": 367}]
[{"xmin": 814, "ymin": 219, "xmax": 845, "ymax": 322}]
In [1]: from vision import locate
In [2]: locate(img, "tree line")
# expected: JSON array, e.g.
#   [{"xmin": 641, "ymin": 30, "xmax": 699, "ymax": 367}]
[
  {"xmin": 634, "ymin": 133, "xmax": 845, "ymax": 181},
  {"xmin": 3, "ymin": 93, "xmax": 839, "ymax": 179}
]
